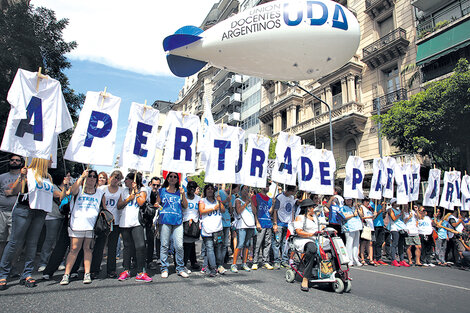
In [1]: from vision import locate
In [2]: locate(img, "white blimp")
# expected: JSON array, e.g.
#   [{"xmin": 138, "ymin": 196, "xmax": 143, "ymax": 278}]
[{"xmin": 163, "ymin": 0, "xmax": 360, "ymax": 81}]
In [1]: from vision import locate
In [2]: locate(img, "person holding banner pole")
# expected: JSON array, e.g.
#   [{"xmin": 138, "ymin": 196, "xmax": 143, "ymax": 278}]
[
  {"xmin": 388, "ymin": 200, "xmax": 409, "ymax": 267},
  {"xmin": 60, "ymin": 169, "xmax": 106, "ymax": 285},
  {"xmin": 156, "ymin": 172, "xmax": 189, "ymax": 278},
  {"xmin": 404, "ymin": 205, "xmax": 422, "ymax": 266},
  {"xmin": 0, "ymin": 158, "xmax": 62, "ymax": 289}
]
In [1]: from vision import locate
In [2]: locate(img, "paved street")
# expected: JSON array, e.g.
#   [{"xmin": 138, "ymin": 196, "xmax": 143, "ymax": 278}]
[{"xmin": 1, "ymin": 262, "xmax": 469, "ymax": 313}]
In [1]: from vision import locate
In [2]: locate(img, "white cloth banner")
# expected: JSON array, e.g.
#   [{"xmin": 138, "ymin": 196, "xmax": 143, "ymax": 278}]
[
  {"xmin": 382, "ymin": 156, "xmax": 397, "ymax": 199},
  {"xmin": 64, "ymin": 91, "xmax": 120, "ymax": 165},
  {"xmin": 460, "ymin": 175, "xmax": 470, "ymax": 211},
  {"xmin": 199, "ymin": 99, "xmax": 214, "ymax": 165},
  {"xmin": 423, "ymin": 169, "xmax": 441, "ymax": 207},
  {"xmin": 204, "ymin": 124, "xmax": 240, "ymax": 184},
  {"xmin": 453, "ymin": 171, "xmax": 462, "ymax": 207},
  {"xmin": 120, "ymin": 103, "xmax": 160, "ymax": 172},
  {"xmin": 242, "ymin": 134, "xmax": 270, "ymax": 188},
  {"xmin": 409, "ymin": 163, "xmax": 421, "ymax": 202},
  {"xmin": 1, "ymin": 69, "xmax": 73, "ymax": 159},
  {"xmin": 272, "ymin": 131, "xmax": 301, "ymax": 185},
  {"xmin": 395, "ymin": 163, "xmax": 411, "ymax": 205},
  {"xmin": 343, "ymin": 156, "xmax": 365, "ymax": 199},
  {"xmin": 315, "ymin": 150, "xmax": 336, "ymax": 195},
  {"xmin": 440, "ymin": 171, "xmax": 459, "ymax": 210},
  {"xmin": 297, "ymin": 145, "xmax": 320, "ymax": 193},
  {"xmin": 234, "ymin": 128, "xmax": 245, "ymax": 184},
  {"xmin": 369, "ymin": 158, "xmax": 385, "ymax": 200},
  {"xmin": 157, "ymin": 110, "xmax": 201, "ymax": 174}
]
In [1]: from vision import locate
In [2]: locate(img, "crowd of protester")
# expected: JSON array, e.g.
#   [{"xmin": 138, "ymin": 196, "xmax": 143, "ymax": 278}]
[{"xmin": 0, "ymin": 153, "xmax": 470, "ymax": 290}]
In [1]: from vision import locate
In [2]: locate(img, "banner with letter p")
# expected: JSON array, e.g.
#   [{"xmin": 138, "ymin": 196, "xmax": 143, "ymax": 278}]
[{"xmin": 343, "ymin": 156, "xmax": 364, "ymax": 199}]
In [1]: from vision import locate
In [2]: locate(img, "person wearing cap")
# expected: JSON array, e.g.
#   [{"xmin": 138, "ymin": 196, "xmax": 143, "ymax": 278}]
[
  {"xmin": 293, "ymin": 198, "xmax": 323, "ymax": 292},
  {"xmin": 388, "ymin": 199, "xmax": 409, "ymax": 267},
  {"xmin": 340, "ymin": 198, "xmax": 363, "ymax": 267}
]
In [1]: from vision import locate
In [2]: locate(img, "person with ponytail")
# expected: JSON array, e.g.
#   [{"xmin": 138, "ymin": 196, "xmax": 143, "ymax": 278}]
[{"xmin": 0, "ymin": 157, "xmax": 63, "ymax": 290}]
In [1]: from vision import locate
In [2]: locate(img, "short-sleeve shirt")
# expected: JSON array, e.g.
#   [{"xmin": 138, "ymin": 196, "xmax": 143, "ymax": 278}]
[
  {"xmin": 100, "ymin": 185, "xmax": 123, "ymax": 225},
  {"xmin": 70, "ymin": 187, "xmax": 104, "ymax": 231},
  {"xmin": 0, "ymin": 172, "xmax": 19, "ymax": 212},
  {"xmin": 158, "ymin": 188, "xmax": 183, "ymax": 225}
]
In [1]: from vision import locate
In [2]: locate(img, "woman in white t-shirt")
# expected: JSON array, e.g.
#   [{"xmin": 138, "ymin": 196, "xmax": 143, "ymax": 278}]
[
  {"xmin": 231, "ymin": 185, "xmax": 256, "ymax": 273},
  {"xmin": 0, "ymin": 157, "xmax": 63, "ymax": 289},
  {"xmin": 359, "ymin": 198, "xmax": 377, "ymax": 266},
  {"xmin": 60, "ymin": 169, "xmax": 106, "ymax": 285},
  {"xmin": 404, "ymin": 205, "xmax": 422, "ymax": 266},
  {"xmin": 417, "ymin": 206, "xmax": 434, "ymax": 266},
  {"xmin": 199, "ymin": 183, "xmax": 225, "ymax": 277},
  {"xmin": 183, "ymin": 181, "xmax": 200, "ymax": 270}
]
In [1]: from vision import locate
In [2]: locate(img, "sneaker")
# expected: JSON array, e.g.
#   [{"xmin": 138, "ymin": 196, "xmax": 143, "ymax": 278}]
[
  {"xmin": 423, "ymin": 263, "xmax": 429, "ymax": 267},
  {"xmin": 107, "ymin": 272, "xmax": 117, "ymax": 278},
  {"xmin": 281, "ymin": 262, "xmax": 289, "ymax": 268},
  {"xmin": 83, "ymin": 273, "xmax": 92, "ymax": 284},
  {"xmin": 355, "ymin": 262, "xmax": 363, "ymax": 267},
  {"xmin": 58, "ymin": 264, "xmax": 66, "ymax": 271},
  {"xmin": 376, "ymin": 260, "xmax": 388, "ymax": 266},
  {"xmin": 42, "ymin": 274, "xmax": 50, "ymax": 280},
  {"xmin": 429, "ymin": 263, "xmax": 436, "ymax": 267},
  {"xmin": 230, "ymin": 264, "xmax": 239, "ymax": 273},
  {"xmin": 391, "ymin": 260, "xmax": 401, "ymax": 267},
  {"xmin": 136, "ymin": 272, "xmax": 152, "ymax": 282},
  {"xmin": 274, "ymin": 262, "xmax": 281, "ymax": 270},
  {"xmin": 147, "ymin": 262, "xmax": 158, "ymax": 270},
  {"xmin": 190, "ymin": 263, "xmax": 200, "ymax": 271},
  {"xmin": 242, "ymin": 263, "xmax": 251, "ymax": 272},
  {"xmin": 178, "ymin": 271, "xmax": 189, "ymax": 278},
  {"xmin": 251, "ymin": 263, "xmax": 258, "ymax": 270},
  {"xmin": 200, "ymin": 266, "xmax": 208, "ymax": 274},
  {"xmin": 262, "ymin": 263, "xmax": 274, "ymax": 270},
  {"xmin": 38, "ymin": 265, "xmax": 46, "ymax": 272},
  {"xmin": 60, "ymin": 274, "xmax": 70, "ymax": 285},
  {"xmin": 70, "ymin": 273, "xmax": 79, "ymax": 279},
  {"xmin": 161, "ymin": 271, "xmax": 168, "ymax": 278},
  {"xmin": 118, "ymin": 270, "xmax": 130, "ymax": 281},
  {"xmin": 209, "ymin": 271, "xmax": 217, "ymax": 277},
  {"xmin": 399, "ymin": 261, "xmax": 411, "ymax": 267},
  {"xmin": 184, "ymin": 267, "xmax": 192, "ymax": 274},
  {"xmin": 218, "ymin": 266, "xmax": 226, "ymax": 275}
]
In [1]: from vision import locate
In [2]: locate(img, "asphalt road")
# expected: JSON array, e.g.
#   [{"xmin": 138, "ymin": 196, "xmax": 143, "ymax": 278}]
[{"xmin": 1, "ymin": 261, "xmax": 469, "ymax": 313}]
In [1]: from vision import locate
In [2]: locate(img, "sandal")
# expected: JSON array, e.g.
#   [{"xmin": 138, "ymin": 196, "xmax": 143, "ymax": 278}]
[
  {"xmin": 366, "ymin": 260, "xmax": 377, "ymax": 266},
  {"xmin": 0, "ymin": 278, "xmax": 6, "ymax": 291},
  {"xmin": 20, "ymin": 277, "xmax": 37, "ymax": 288}
]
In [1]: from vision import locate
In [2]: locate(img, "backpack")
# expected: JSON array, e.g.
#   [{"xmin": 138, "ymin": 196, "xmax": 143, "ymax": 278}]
[
  {"xmin": 94, "ymin": 206, "xmax": 114, "ymax": 237},
  {"xmin": 139, "ymin": 202, "xmax": 156, "ymax": 227}
]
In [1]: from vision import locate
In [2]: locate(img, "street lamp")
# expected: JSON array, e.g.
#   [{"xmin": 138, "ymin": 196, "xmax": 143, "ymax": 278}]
[{"xmin": 283, "ymin": 81, "xmax": 334, "ymax": 153}]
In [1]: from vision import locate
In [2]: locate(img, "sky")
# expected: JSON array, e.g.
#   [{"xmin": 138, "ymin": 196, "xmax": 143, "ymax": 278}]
[{"xmin": 29, "ymin": 0, "xmax": 218, "ymax": 172}]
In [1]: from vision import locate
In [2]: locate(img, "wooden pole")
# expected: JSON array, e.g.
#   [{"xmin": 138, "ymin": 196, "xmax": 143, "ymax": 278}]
[
  {"xmin": 21, "ymin": 157, "xmax": 28, "ymax": 194},
  {"xmin": 82, "ymin": 164, "xmax": 90, "ymax": 194},
  {"xmin": 100, "ymin": 87, "xmax": 108, "ymax": 108}
]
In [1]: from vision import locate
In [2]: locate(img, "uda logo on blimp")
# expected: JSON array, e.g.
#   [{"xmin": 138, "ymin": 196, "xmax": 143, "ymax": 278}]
[{"xmin": 283, "ymin": 1, "xmax": 348, "ymax": 30}]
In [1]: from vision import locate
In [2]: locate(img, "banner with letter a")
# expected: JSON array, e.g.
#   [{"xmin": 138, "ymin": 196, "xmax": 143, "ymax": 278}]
[
  {"xmin": 242, "ymin": 134, "xmax": 270, "ymax": 188},
  {"xmin": 120, "ymin": 102, "xmax": 160, "ymax": 172},
  {"xmin": 157, "ymin": 110, "xmax": 200, "ymax": 174},
  {"xmin": 203, "ymin": 124, "xmax": 240, "ymax": 184},
  {"xmin": 297, "ymin": 145, "xmax": 319, "ymax": 193},
  {"xmin": 65, "ymin": 91, "xmax": 121, "ymax": 165},
  {"xmin": 440, "ymin": 171, "xmax": 459, "ymax": 210},
  {"xmin": 423, "ymin": 168, "xmax": 441, "ymax": 207},
  {"xmin": 369, "ymin": 158, "xmax": 384, "ymax": 200},
  {"xmin": 271, "ymin": 131, "xmax": 301, "ymax": 186},
  {"xmin": 1, "ymin": 69, "xmax": 73, "ymax": 159},
  {"xmin": 315, "ymin": 149, "xmax": 336, "ymax": 195},
  {"xmin": 343, "ymin": 156, "xmax": 364, "ymax": 199},
  {"xmin": 460, "ymin": 174, "xmax": 470, "ymax": 211}
]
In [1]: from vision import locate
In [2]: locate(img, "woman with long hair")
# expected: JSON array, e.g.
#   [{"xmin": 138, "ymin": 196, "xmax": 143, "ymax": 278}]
[
  {"xmin": 117, "ymin": 172, "xmax": 151, "ymax": 282},
  {"xmin": 0, "ymin": 158, "xmax": 63, "ymax": 289},
  {"xmin": 183, "ymin": 181, "xmax": 200, "ymax": 270},
  {"xmin": 156, "ymin": 172, "xmax": 188, "ymax": 278},
  {"xmin": 60, "ymin": 169, "xmax": 106, "ymax": 285}
]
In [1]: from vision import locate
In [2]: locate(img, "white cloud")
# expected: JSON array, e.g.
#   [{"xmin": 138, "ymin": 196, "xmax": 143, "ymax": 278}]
[{"xmin": 31, "ymin": 0, "xmax": 217, "ymax": 76}]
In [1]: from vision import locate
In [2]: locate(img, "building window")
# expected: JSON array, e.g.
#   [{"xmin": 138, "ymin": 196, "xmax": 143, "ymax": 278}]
[
  {"xmin": 383, "ymin": 66, "xmax": 400, "ymax": 93},
  {"xmin": 281, "ymin": 110, "xmax": 287, "ymax": 130},
  {"xmin": 314, "ymin": 101, "xmax": 321, "ymax": 116},
  {"xmin": 332, "ymin": 81, "xmax": 342, "ymax": 107},
  {"xmin": 241, "ymin": 112, "xmax": 259, "ymax": 130},
  {"xmin": 296, "ymin": 105, "xmax": 301, "ymax": 124},
  {"xmin": 378, "ymin": 15, "xmax": 394, "ymax": 37},
  {"xmin": 346, "ymin": 139, "xmax": 357, "ymax": 158}
]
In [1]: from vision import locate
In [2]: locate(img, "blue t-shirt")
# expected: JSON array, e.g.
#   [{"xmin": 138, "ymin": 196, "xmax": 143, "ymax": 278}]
[
  {"xmin": 437, "ymin": 220, "xmax": 449, "ymax": 239},
  {"xmin": 371, "ymin": 202, "xmax": 384, "ymax": 227},
  {"xmin": 255, "ymin": 193, "xmax": 273, "ymax": 229},
  {"xmin": 158, "ymin": 188, "xmax": 183, "ymax": 225},
  {"xmin": 217, "ymin": 190, "xmax": 231, "ymax": 228},
  {"xmin": 329, "ymin": 204, "xmax": 341, "ymax": 224},
  {"xmin": 340, "ymin": 205, "xmax": 363, "ymax": 232}
]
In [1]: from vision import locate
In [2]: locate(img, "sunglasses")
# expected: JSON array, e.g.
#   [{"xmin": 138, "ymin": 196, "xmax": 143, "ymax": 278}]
[
  {"xmin": 10, "ymin": 159, "xmax": 21, "ymax": 163},
  {"xmin": 88, "ymin": 175, "xmax": 98, "ymax": 178},
  {"xmin": 168, "ymin": 175, "xmax": 178, "ymax": 179},
  {"xmin": 152, "ymin": 184, "xmax": 161, "ymax": 187}
]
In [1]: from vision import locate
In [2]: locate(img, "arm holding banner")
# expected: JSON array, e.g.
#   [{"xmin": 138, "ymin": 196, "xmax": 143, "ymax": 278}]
[
  {"xmin": 8, "ymin": 167, "xmax": 28, "ymax": 196},
  {"xmin": 70, "ymin": 170, "xmax": 88, "ymax": 196},
  {"xmin": 180, "ymin": 187, "xmax": 188, "ymax": 209}
]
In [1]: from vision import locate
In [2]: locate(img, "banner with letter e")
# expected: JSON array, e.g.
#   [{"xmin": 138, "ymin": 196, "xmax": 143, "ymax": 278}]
[
  {"xmin": 314, "ymin": 149, "xmax": 336, "ymax": 195},
  {"xmin": 64, "ymin": 91, "xmax": 121, "ymax": 165},
  {"xmin": 343, "ymin": 156, "xmax": 364, "ymax": 199}
]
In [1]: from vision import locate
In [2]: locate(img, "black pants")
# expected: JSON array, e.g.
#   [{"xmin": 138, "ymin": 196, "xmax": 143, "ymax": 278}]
[
  {"xmin": 90, "ymin": 232, "xmax": 108, "ymax": 274},
  {"xmin": 106, "ymin": 226, "xmax": 120, "ymax": 274},
  {"xmin": 303, "ymin": 242, "xmax": 317, "ymax": 279},
  {"xmin": 145, "ymin": 225, "xmax": 155, "ymax": 264},
  {"xmin": 450, "ymin": 237, "xmax": 462, "ymax": 265},
  {"xmin": 43, "ymin": 218, "xmax": 69, "ymax": 277},
  {"xmin": 374, "ymin": 226, "xmax": 385, "ymax": 261},
  {"xmin": 419, "ymin": 234, "xmax": 433, "ymax": 264},
  {"xmin": 183, "ymin": 242, "xmax": 197, "ymax": 266},
  {"xmin": 121, "ymin": 226, "xmax": 146, "ymax": 273}
]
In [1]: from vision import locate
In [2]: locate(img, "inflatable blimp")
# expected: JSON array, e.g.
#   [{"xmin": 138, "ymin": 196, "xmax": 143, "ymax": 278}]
[{"xmin": 163, "ymin": 0, "xmax": 360, "ymax": 81}]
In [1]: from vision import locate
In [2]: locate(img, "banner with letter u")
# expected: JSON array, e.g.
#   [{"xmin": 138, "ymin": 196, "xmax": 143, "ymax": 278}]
[
  {"xmin": 343, "ymin": 156, "xmax": 364, "ymax": 199},
  {"xmin": 423, "ymin": 168, "xmax": 441, "ymax": 207},
  {"xmin": 64, "ymin": 91, "xmax": 121, "ymax": 165},
  {"xmin": 234, "ymin": 128, "xmax": 245, "ymax": 184},
  {"xmin": 369, "ymin": 158, "xmax": 384, "ymax": 200},
  {"xmin": 271, "ymin": 131, "xmax": 301, "ymax": 186},
  {"xmin": 120, "ymin": 102, "xmax": 160, "ymax": 172},
  {"xmin": 242, "ymin": 134, "xmax": 270, "ymax": 188},
  {"xmin": 409, "ymin": 163, "xmax": 421, "ymax": 202}
]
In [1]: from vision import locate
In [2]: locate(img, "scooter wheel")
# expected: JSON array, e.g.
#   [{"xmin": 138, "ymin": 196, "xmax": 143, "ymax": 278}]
[
  {"xmin": 344, "ymin": 280, "xmax": 352, "ymax": 293},
  {"xmin": 332, "ymin": 277, "xmax": 344, "ymax": 293},
  {"xmin": 285, "ymin": 269, "xmax": 295, "ymax": 283}
]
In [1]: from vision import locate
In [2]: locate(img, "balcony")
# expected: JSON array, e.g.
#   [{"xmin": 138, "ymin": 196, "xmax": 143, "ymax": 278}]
[
  {"xmin": 228, "ymin": 112, "xmax": 241, "ymax": 125},
  {"xmin": 230, "ymin": 74, "xmax": 243, "ymax": 88},
  {"xmin": 372, "ymin": 88, "xmax": 407, "ymax": 113},
  {"xmin": 282, "ymin": 101, "xmax": 367, "ymax": 139},
  {"xmin": 362, "ymin": 28, "xmax": 409, "ymax": 69},
  {"xmin": 365, "ymin": 0, "xmax": 395, "ymax": 19},
  {"xmin": 230, "ymin": 93, "xmax": 242, "ymax": 104},
  {"xmin": 332, "ymin": 93, "xmax": 343, "ymax": 108},
  {"xmin": 212, "ymin": 76, "xmax": 230, "ymax": 94},
  {"xmin": 259, "ymin": 102, "xmax": 275, "ymax": 123}
]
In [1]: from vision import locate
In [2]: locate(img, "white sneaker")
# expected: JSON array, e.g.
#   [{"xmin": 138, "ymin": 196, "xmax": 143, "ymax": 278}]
[
  {"xmin": 70, "ymin": 273, "xmax": 79, "ymax": 279},
  {"xmin": 251, "ymin": 263, "xmax": 258, "ymax": 270},
  {"xmin": 184, "ymin": 267, "xmax": 192, "ymax": 274},
  {"xmin": 178, "ymin": 271, "xmax": 189, "ymax": 278},
  {"xmin": 58, "ymin": 264, "xmax": 66, "ymax": 271},
  {"xmin": 38, "ymin": 265, "xmax": 46, "ymax": 272},
  {"xmin": 60, "ymin": 274, "xmax": 70, "ymax": 285},
  {"xmin": 83, "ymin": 273, "xmax": 92, "ymax": 284},
  {"xmin": 42, "ymin": 274, "xmax": 50, "ymax": 280},
  {"xmin": 429, "ymin": 263, "xmax": 436, "ymax": 267},
  {"xmin": 218, "ymin": 266, "xmax": 226, "ymax": 274},
  {"xmin": 161, "ymin": 271, "xmax": 168, "ymax": 278}
]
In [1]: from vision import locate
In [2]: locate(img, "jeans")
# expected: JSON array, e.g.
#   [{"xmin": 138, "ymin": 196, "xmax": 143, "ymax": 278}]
[
  {"xmin": 0, "ymin": 205, "xmax": 46, "ymax": 280},
  {"xmin": 391, "ymin": 231, "xmax": 406, "ymax": 262},
  {"xmin": 272, "ymin": 226, "xmax": 288, "ymax": 263},
  {"xmin": 237, "ymin": 228, "xmax": 255, "ymax": 249},
  {"xmin": 145, "ymin": 224, "xmax": 155, "ymax": 264},
  {"xmin": 436, "ymin": 238, "xmax": 447, "ymax": 263},
  {"xmin": 39, "ymin": 218, "xmax": 63, "ymax": 267},
  {"xmin": 160, "ymin": 223, "xmax": 184, "ymax": 273},
  {"xmin": 222, "ymin": 226, "xmax": 231, "ymax": 263},
  {"xmin": 253, "ymin": 228, "xmax": 272, "ymax": 264},
  {"xmin": 121, "ymin": 225, "xmax": 146, "ymax": 273},
  {"xmin": 202, "ymin": 236, "xmax": 223, "ymax": 272},
  {"xmin": 43, "ymin": 218, "xmax": 70, "ymax": 276},
  {"xmin": 373, "ymin": 226, "xmax": 385, "ymax": 261},
  {"xmin": 345, "ymin": 231, "xmax": 360, "ymax": 265}
]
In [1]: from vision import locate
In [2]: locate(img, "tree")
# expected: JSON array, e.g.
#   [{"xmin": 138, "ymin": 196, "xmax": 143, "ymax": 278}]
[
  {"xmin": 375, "ymin": 59, "xmax": 470, "ymax": 171},
  {"xmin": 0, "ymin": 2, "xmax": 84, "ymax": 176}
]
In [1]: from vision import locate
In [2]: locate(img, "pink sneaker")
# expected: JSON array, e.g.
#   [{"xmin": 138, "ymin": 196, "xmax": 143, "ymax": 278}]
[
  {"xmin": 391, "ymin": 260, "xmax": 401, "ymax": 267},
  {"xmin": 118, "ymin": 270, "xmax": 130, "ymax": 281},
  {"xmin": 136, "ymin": 272, "xmax": 152, "ymax": 282},
  {"xmin": 399, "ymin": 261, "xmax": 411, "ymax": 267}
]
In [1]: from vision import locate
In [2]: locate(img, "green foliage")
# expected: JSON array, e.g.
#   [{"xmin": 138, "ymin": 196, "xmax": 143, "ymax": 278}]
[
  {"xmin": 189, "ymin": 171, "xmax": 206, "ymax": 189},
  {"xmin": 269, "ymin": 137, "xmax": 277, "ymax": 159},
  {"xmin": 0, "ymin": 2, "xmax": 84, "ymax": 174},
  {"xmin": 375, "ymin": 59, "xmax": 470, "ymax": 171}
]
